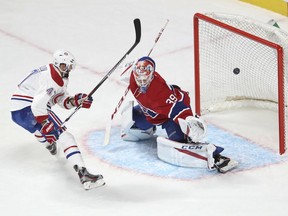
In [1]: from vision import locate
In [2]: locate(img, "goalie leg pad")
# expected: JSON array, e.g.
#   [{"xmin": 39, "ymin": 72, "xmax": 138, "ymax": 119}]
[
  {"xmin": 157, "ymin": 136, "xmax": 209, "ymax": 168},
  {"xmin": 157, "ymin": 136, "xmax": 225, "ymax": 170},
  {"xmin": 121, "ymin": 100, "xmax": 135, "ymax": 134},
  {"xmin": 121, "ymin": 126, "xmax": 155, "ymax": 142},
  {"xmin": 121, "ymin": 101, "xmax": 155, "ymax": 141}
]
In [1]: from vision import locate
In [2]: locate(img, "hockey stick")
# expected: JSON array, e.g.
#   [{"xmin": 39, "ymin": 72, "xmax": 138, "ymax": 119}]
[
  {"xmin": 61, "ymin": 18, "xmax": 141, "ymax": 127},
  {"xmin": 103, "ymin": 19, "xmax": 169, "ymax": 146},
  {"xmin": 147, "ymin": 19, "xmax": 170, "ymax": 56},
  {"xmin": 103, "ymin": 86, "xmax": 130, "ymax": 145},
  {"xmin": 120, "ymin": 19, "xmax": 170, "ymax": 76}
]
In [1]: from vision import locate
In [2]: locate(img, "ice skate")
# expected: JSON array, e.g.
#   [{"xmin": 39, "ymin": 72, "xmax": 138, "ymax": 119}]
[
  {"xmin": 74, "ymin": 165, "xmax": 105, "ymax": 190},
  {"xmin": 214, "ymin": 154, "xmax": 238, "ymax": 173},
  {"xmin": 46, "ymin": 142, "xmax": 57, "ymax": 155}
]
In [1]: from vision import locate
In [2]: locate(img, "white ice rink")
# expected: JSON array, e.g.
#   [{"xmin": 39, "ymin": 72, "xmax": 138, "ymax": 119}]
[{"xmin": 1, "ymin": 0, "xmax": 288, "ymax": 215}]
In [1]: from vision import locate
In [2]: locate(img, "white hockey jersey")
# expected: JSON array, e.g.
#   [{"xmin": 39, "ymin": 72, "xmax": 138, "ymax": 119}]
[{"xmin": 10, "ymin": 64, "xmax": 74, "ymax": 117}]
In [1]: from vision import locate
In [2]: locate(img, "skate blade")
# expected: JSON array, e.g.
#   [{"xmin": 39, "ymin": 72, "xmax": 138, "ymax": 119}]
[
  {"xmin": 218, "ymin": 160, "xmax": 238, "ymax": 173},
  {"xmin": 83, "ymin": 179, "xmax": 106, "ymax": 190}
]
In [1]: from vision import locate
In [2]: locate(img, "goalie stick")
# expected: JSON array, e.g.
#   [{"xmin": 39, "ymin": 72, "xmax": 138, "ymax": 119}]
[
  {"xmin": 103, "ymin": 19, "xmax": 169, "ymax": 146},
  {"xmin": 61, "ymin": 18, "xmax": 141, "ymax": 127},
  {"xmin": 120, "ymin": 19, "xmax": 170, "ymax": 76}
]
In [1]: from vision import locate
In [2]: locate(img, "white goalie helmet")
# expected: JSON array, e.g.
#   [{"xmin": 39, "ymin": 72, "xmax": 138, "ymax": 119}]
[
  {"xmin": 53, "ymin": 49, "xmax": 76, "ymax": 74},
  {"xmin": 132, "ymin": 56, "xmax": 155, "ymax": 90}
]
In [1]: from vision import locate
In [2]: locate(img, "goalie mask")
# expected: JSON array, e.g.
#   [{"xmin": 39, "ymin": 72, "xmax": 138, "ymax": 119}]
[
  {"xmin": 53, "ymin": 49, "xmax": 76, "ymax": 78},
  {"xmin": 132, "ymin": 56, "xmax": 155, "ymax": 92}
]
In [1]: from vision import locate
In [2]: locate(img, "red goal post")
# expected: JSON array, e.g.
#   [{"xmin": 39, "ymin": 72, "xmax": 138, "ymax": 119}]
[{"xmin": 193, "ymin": 13, "xmax": 287, "ymax": 154}]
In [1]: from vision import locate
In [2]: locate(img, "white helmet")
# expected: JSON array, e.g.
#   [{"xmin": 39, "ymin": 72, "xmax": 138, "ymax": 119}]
[
  {"xmin": 132, "ymin": 56, "xmax": 155, "ymax": 92},
  {"xmin": 53, "ymin": 49, "xmax": 76, "ymax": 74}
]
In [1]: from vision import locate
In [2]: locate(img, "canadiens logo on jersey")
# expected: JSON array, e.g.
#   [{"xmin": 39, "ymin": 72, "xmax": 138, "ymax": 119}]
[
  {"xmin": 51, "ymin": 93, "xmax": 64, "ymax": 105},
  {"xmin": 138, "ymin": 102, "xmax": 158, "ymax": 118},
  {"xmin": 46, "ymin": 87, "xmax": 54, "ymax": 96}
]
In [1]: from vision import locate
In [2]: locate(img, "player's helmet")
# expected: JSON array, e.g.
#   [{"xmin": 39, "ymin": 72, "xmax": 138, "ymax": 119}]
[
  {"xmin": 53, "ymin": 49, "xmax": 76, "ymax": 76},
  {"xmin": 132, "ymin": 56, "xmax": 155, "ymax": 89}
]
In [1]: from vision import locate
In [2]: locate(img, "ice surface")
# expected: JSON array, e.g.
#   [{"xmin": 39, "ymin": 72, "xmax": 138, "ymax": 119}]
[{"xmin": 1, "ymin": 1, "xmax": 288, "ymax": 216}]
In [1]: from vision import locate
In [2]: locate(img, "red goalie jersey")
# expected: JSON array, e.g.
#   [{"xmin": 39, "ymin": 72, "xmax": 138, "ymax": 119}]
[{"xmin": 129, "ymin": 70, "xmax": 193, "ymax": 125}]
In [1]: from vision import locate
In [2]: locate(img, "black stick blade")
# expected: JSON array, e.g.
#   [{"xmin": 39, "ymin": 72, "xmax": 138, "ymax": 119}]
[{"xmin": 134, "ymin": 18, "xmax": 141, "ymax": 44}]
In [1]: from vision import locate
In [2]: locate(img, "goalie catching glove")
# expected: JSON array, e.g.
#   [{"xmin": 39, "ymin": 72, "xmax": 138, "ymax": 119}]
[{"xmin": 178, "ymin": 115, "xmax": 207, "ymax": 142}]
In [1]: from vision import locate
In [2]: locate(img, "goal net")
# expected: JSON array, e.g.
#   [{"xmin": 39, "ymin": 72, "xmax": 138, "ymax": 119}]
[{"xmin": 193, "ymin": 13, "xmax": 288, "ymax": 154}]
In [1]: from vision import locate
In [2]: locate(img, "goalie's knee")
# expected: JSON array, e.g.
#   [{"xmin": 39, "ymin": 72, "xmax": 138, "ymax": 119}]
[
  {"xmin": 121, "ymin": 126, "xmax": 156, "ymax": 142},
  {"xmin": 121, "ymin": 100, "xmax": 155, "ymax": 142}
]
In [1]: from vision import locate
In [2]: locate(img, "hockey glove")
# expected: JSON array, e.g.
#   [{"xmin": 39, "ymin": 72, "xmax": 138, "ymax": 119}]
[
  {"xmin": 74, "ymin": 93, "xmax": 93, "ymax": 109},
  {"xmin": 36, "ymin": 116, "xmax": 60, "ymax": 144},
  {"xmin": 178, "ymin": 115, "xmax": 207, "ymax": 142}
]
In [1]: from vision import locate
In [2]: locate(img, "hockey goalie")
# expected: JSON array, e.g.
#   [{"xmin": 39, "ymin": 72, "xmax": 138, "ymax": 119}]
[{"xmin": 120, "ymin": 56, "xmax": 238, "ymax": 173}]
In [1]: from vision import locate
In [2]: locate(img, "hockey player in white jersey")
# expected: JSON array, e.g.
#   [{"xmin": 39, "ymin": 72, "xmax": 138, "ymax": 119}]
[{"xmin": 10, "ymin": 49, "xmax": 105, "ymax": 190}]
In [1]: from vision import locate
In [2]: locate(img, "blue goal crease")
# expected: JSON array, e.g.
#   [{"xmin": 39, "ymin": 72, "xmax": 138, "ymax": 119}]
[{"xmin": 84, "ymin": 125, "xmax": 287, "ymax": 180}]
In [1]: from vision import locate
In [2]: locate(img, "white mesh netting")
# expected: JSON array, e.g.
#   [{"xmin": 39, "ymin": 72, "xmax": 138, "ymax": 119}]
[{"xmin": 195, "ymin": 12, "xmax": 288, "ymax": 154}]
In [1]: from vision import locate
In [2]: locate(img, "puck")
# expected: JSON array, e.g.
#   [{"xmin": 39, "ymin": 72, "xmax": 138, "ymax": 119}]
[{"xmin": 233, "ymin": 68, "xmax": 240, "ymax": 75}]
